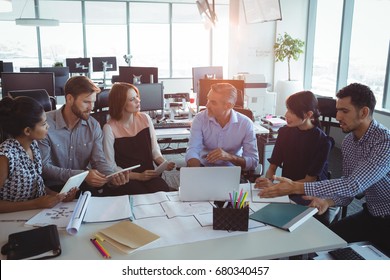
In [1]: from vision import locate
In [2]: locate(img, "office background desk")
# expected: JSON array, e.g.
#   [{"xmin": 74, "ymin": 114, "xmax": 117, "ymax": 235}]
[{"xmin": 0, "ymin": 210, "xmax": 346, "ymax": 260}]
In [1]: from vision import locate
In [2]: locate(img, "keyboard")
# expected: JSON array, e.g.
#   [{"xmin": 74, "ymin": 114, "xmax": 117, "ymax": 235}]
[
  {"xmin": 328, "ymin": 247, "xmax": 365, "ymax": 260},
  {"xmin": 154, "ymin": 121, "xmax": 191, "ymax": 129}
]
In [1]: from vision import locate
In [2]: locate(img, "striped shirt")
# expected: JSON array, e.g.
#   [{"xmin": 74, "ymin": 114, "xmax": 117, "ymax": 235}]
[{"xmin": 305, "ymin": 120, "xmax": 390, "ymax": 217}]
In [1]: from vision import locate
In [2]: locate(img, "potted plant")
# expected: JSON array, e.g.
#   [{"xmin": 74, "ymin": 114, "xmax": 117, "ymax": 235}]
[
  {"xmin": 274, "ymin": 32, "xmax": 305, "ymax": 81},
  {"xmin": 273, "ymin": 32, "xmax": 305, "ymax": 115},
  {"xmin": 53, "ymin": 61, "xmax": 63, "ymax": 67}
]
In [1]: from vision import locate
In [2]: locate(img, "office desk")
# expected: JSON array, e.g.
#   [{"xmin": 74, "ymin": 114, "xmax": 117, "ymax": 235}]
[
  {"xmin": 0, "ymin": 208, "xmax": 346, "ymax": 260},
  {"xmin": 156, "ymin": 128, "xmax": 190, "ymax": 154}
]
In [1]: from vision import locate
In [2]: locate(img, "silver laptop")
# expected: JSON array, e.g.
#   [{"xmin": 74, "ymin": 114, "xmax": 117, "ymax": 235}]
[{"xmin": 179, "ymin": 166, "xmax": 241, "ymax": 201}]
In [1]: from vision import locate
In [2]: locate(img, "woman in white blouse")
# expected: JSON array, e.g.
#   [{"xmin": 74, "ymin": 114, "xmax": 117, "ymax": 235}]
[{"xmin": 102, "ymin": 82, "xmax": 175, "ymax": 195}]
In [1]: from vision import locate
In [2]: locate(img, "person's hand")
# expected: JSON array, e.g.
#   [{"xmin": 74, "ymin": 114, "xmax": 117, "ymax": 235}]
[
  {"xmin": 62, "ymin": 188, "xmax": 77, "ymax": 202},
  {"xmin": 254, "ymin": 177, "xmax": 273, "ymax": 189},
  {"xmin": 303, "ymin": 196, "xmax": 332, "ymax": 215},
  {"xmin": 109, "ymin": 170, "xmax": 131, "ymax": 186},
  {"xmin": 166, "ymin": 161, "xmax": 176, "ymax": 171},
  {"xmin": 34, "ymin": 194, "xmax": 65, "ymax": 209},
  {"xmin": 259, "ymin": 176, "xmax": 301, "ymax": 198},
  {"xmin": 137, "ymin": 170, "xmax": 158, "ymax": 181},
  {"xmin": 85, "ymin": 169, "xmax": 108, "ymax": 187},
  {"xmin": 205, "ymin": 148, "xmax": 231, "ymax": 163}
]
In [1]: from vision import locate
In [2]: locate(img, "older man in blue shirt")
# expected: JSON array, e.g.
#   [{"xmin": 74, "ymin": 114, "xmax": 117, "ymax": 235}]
[{"xmin": 185, "ymin": 83, "xmax": 258, "ymax": 171}]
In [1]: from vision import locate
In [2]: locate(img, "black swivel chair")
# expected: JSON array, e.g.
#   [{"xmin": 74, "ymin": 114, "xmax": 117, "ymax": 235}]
[
  {"xmin": 317, "ymin": 96, "xmax": 337, "ymax": 135},
  {"xmin": 8, "ymin": 89, "xmax": 56, "ymax": 112},
  {"xmin": 91, "ymin": 89, "xmax": 110, "ymax": 128}
]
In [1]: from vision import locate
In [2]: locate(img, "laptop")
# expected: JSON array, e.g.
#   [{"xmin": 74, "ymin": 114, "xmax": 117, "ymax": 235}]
[{"xmin": 178, "ymin": 166, "xmax": 241, "ymax": 201}]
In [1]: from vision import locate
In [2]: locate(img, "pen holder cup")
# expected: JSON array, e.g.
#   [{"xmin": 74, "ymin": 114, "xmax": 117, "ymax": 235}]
[{"xmin": 213, "ymin": 206, "xmax": 249, "ymax": 232}]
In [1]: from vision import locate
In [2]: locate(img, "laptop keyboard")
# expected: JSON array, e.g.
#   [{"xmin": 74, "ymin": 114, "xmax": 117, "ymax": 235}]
[{"xmin": 328, "ymin": 247, "xmax": 365, "ymax": 260}]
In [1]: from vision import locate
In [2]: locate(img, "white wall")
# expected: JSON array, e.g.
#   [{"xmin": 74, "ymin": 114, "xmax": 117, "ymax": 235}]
[{"xmin": 228, "ymin": 0, "xmax": 309, "ymax": 90}]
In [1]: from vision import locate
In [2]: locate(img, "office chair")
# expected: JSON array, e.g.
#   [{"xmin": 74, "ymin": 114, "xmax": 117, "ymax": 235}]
[
  {"xmin": 8, "ymin": 89, "xmax": 56, "ymax": 112},
  {"xmin": 234, "ymin": 108, "xmax": 255, "ymax": 122},
  {"xmin": 91, "ymin": 89, "xmax": 110, "ymax": 127},
  {"xmin": 317, "ymin": 96, "xmax": 337, "ymax": 135}
]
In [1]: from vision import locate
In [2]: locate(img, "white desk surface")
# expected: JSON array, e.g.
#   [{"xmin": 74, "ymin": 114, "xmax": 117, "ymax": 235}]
[
  {"xmin": 155, "ymin": 127, "xmax": 191, "ymax": 139},
  {"xmin": 0, "ymin": 208, "xmax": 346, "ymax": 260}
]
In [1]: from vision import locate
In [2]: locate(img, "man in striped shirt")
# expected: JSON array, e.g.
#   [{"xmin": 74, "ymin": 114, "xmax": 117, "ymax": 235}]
[{"xmin": 257, "ymin": 83, "xmax": 390, "ymax": 253}]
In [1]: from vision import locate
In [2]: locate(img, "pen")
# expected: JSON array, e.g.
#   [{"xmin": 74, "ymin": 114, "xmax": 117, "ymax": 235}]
[
  {"xmin": 94, "ymin": 238, "xmax": 111, "ymax": 259},
  {"xmin": 239, "ymin": 192, "xmax": 248, "ymax": 209},
  {"xmin": 90, "ymin": 238, "xmax": 110, "ymax": 259}
]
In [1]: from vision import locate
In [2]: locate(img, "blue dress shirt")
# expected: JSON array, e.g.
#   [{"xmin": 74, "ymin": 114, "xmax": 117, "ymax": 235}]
[{"xmin": 185, "ymin": 109, "xmax": 259, "ymax": 170}]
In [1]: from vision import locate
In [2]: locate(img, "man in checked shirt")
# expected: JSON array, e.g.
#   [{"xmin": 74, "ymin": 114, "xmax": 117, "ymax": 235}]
[{"xmin": 256, "ymin": 83, "xmax": 390, "ymax": 254}]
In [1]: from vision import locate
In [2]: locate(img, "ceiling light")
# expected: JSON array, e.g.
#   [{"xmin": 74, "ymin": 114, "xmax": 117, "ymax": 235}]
[{"xmin": 15, "ymin": 18, "xmax": 59, "ymax": 26}]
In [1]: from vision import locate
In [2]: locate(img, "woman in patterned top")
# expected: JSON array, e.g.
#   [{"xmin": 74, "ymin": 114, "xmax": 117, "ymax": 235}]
[
  {"xmin": 0, "ymin": 96, "xmax": 76, "ymax": 213},
  {"xmin": 102, "ymin": 82, "xmax": 175, "ymax": 195}
]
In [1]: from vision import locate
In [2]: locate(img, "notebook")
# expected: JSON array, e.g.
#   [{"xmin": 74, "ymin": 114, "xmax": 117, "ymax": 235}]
[{"xmin": 179, "ymin": 166, "xmax": 241, "ymax": 201}]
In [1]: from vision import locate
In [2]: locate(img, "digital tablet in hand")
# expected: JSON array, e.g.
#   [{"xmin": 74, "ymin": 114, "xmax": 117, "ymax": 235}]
[
  {"xmin": 106, "ymin": 164, "xmax": 141, "ymax": 178},
  {"xmin": 155, "ymin": 160, "xmax": 168, "ymax": 175},
  {"xmin": 60, "ymin": 171, "xmax": 89, "ymax": 194}
]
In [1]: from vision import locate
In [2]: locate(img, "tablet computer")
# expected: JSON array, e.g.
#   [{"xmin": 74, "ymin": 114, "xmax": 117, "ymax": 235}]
[
  {"xmin": 60, "ymin": 171, "xmax": 89, "ymax": 194},
  {"xmin": 155, "ymin": 161, "xmax": 168, "ymax": 175},
  {"xmin": 106, "ymin": 164, "xmax": 141, "ymax": 179}
]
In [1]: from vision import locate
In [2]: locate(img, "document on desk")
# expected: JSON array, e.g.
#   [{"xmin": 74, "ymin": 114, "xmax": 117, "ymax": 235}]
[
  {"xmin": 123, "ymin": 191, "xmax": 270, "ymax": 252},
  {"xmin": 250, "ymin": 183, "xmax": 290, "ymax": 203},
  {"xmin": 25, "ymin": 192, "xmax": 133, "ymax": 235}
]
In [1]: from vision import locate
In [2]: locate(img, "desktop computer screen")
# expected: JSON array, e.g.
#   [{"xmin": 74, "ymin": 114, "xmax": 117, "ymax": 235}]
[
  {"xmin": 1, "ymin": 72, "xmax": 56, "ymax": 98},
  {"xmin": 0, "ymin": 61, "xmax": 14, "ymax": 76},
  {"xmin": 192, "ymin": 66, "xmax": 223, "ymax": 94},
  {"xmin": 136, "ymin": 83, "xmax": 164, "ymax": 112},
  {"xmin": 92, "ymin": 57, "xmax": 117, "ymax": 72},
  {"xmin": 66, "ymin": 57, "xmax": 90, "ymax": 73},
  {"xmin": 118, "ymin": 66, "xmax": 158, "ymax": 84},
  {"xmin": 20, "ymin": 67, "xmax": 70, "ymax": 96}
]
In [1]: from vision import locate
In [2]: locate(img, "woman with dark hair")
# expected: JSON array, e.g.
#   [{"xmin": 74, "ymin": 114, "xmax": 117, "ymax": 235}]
[
  {"xmin": 0, "ymin": 96, "xmax": 75, "ymax": 213},
  {"xmin": 255, "ymin": 91, "xmax": 336, "ymax": 224},
  {"xmin": 102, "ymin": 82, "xmax": 175, "ymax": 195}
]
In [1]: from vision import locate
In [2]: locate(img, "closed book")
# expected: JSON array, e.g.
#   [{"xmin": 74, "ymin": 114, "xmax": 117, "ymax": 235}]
[
  {"xmin": 95, "ymin": 220, "xmax": 160, "ymax": 254},
  {"xmin": 1, "ymin": 225, "xmax": 61, "ymax": 260},
  {"xmin": 249, "ymin": 203, "xmax": 318, "ymax": 232}
]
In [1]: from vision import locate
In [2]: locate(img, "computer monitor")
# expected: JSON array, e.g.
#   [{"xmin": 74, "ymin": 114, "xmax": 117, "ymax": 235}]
[
  {"xmin": 118, "ymin": 66, "xmax": 158, "ymax": 84},
  {"xmin": 20, "ymin": 67, "xmax": 70, "ymax": 96},
  {"xmin": 65, "ymin": 57, "xmax": 90, "ymax": 74},
  {"xmin": 197, "ymin": 79, "xmax": 245, "ymax": 108},
  {"xmin": 92, "ymin": 57, "xmax": 117, "ymax": 72},
  {"xmin": 1, "ymin": 72, "xmax": 55, "ymax": 98},
  {"xmin": 192, "ymin": 66, "xmax": 223, "ymax": 94},
  {"xmin": 136, "ymin": 83, "xmax": 164, "ymax": 112},
  {"xmin": 0, "ymin": 61, "xmax": 14, "ymax": 77}
]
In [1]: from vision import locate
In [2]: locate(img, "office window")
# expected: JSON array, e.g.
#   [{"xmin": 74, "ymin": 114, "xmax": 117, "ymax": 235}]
[
  {"xmin": 129, "ymin": 3, "xmax": 170, "ymax": 78},
  {"xmin": 311, "ymin": 0, "xmax": 342, "ymax": 97},
  {"xmin": 172, "ymin": 4, "xmax": 210, "ymax": 77},
  {"xmin": 39, "ymin": 1, "xmax": 83, "ymax": 66},
  {"xmin": 0, "ymin": 22, "xmax": 38, "ymax": 69},
  {"xmin": 211, "ymin": 5, "xmax": 229, "ymax": 70},
  {"xmin": 85, "ymin": 1, "xmax": 127, "ymax": 80},
  {"xmin": 348, "ymin": 0, "xmax": 390, "ymax": 109}
]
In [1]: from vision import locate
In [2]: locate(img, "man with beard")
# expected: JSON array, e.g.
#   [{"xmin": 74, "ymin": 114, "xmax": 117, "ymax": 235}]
[
  {"xmin": 39, "ymin": 76, "xmax": 131, "ymax": 196},
  {"xmin": 257, "ymin": 83, "xmax": 390, "ymax": 253},
  {"xmin": 185, "ymin": 83, "xmax": 258, "ymax": 171}
]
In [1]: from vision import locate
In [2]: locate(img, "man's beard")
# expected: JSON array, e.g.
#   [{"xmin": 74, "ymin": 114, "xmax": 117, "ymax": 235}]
[{"xmin": 71, "ymin": 104, "xmax": 90, "ymax": 121}]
